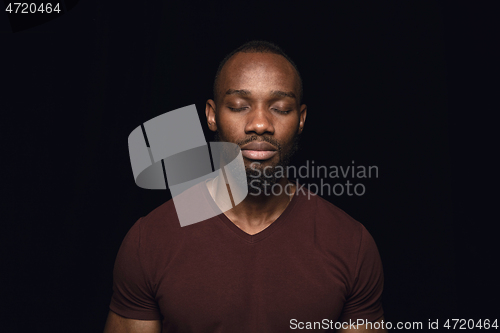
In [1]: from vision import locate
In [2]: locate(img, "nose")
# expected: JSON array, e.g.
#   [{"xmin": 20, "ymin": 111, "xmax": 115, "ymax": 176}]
[{"xmin": 244, "ymin": 106, "xmax": 275, "ymax": 136}]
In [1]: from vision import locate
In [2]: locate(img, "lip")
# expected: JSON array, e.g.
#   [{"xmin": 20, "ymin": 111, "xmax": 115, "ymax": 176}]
[
  {"xmin": 240, "ymin": 141, "xmax": 278, "ymax": 161},
  {"xmin": 241, "ymin": 150, "xmax": 278, "ymax": 160},
  {"xmin": 240, "ymin": 141, "xmax": 277, "ymax": 151}
]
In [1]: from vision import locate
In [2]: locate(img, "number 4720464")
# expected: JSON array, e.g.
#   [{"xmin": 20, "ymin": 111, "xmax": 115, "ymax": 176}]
[
  {"xmin": 444, "ymin": 319, "xmax": 498, "ymax": 330},
  {"xmin": 5, "ymin": 3, "xmax": 61, "ymax": 14}
]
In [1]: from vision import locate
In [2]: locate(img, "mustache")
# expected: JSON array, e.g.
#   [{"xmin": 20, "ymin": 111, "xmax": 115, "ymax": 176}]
[{"xmin": 229, "ymin": 135, "xmax": 283, "ymax": 152}]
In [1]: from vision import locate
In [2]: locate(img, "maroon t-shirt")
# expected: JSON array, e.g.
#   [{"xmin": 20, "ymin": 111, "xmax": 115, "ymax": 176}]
[{"xmin": 110, "ymin": 182, "xmax": 384, "ymax": 332}]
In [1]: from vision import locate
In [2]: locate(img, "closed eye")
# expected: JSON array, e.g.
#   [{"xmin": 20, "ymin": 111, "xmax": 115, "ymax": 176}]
[
  {"xmin": 227, "ymin": 106, "xmax": 291, "ymax": 114},
  {"xmin": 272, "ymin": 108, "xmax": 292, "ymax": 115},
  {"xmin": 227, "ymin": 107, "xmax": 248, "ymax": 112}
]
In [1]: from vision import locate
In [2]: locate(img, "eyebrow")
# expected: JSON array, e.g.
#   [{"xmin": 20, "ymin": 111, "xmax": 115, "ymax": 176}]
[
  {"xmin": 225, "ymin": 89, "xmax": 296, "ymax": 99},
  {"xmin": 225, "ymin": 89, "xmax": 251, "ymax": 96},
  {"xmin": 270, "ymin": 90, "xmax": 296, "ymax": 99}
]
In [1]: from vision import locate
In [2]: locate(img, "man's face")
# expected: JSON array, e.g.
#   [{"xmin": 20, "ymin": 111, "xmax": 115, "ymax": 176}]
[{"xmin": 206, "ymin": 52, "xmax": 307, "ymax": 194}]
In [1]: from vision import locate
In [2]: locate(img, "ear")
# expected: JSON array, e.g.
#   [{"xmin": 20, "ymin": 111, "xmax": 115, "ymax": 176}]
[
  {"xmin": 298, "ymin": 104, "xmax": 307, "ymax": 134},
  {"xmin": 206, "ymin": 99, "xmax": 218, "ymax": 132}
]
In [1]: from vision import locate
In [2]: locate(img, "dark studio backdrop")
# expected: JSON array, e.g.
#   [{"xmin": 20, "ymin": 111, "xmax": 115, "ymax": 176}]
[{"xmin": 2, "ymin": 0, "xmax": 498, "ymax": 332}]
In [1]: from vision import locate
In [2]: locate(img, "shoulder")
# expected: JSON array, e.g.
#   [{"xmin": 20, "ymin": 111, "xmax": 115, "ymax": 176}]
[
  {"xmin": 307, "ymin": 192, "xmax": 366, "ymax": 241},
  {"xmin": 138, "ymin": 198, "xmax": 182, "ymax": 239},
  {"xmin": 137, "ymin": 181, "xmax": 214, "ymax": 240},
  {"xmin": 303, "ymin": 193, "xmax": 382, "ymax": 288},
  {"xmin": 133, "ymin": 181, "xmax": 222, "ymax": 256},
  {"xmin": 297, "ymin": 191, "xmax": 375, "ymax": 267}
]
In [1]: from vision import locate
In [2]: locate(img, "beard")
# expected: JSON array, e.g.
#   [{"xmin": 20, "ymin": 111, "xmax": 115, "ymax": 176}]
[{"xmin": 214, "ymin": 130, "xmax": 301, "ymax": 196}]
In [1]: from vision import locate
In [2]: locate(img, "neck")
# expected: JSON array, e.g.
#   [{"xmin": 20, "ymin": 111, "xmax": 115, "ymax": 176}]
[{"xmin": 207, "ymin": 174, "xmax": 295, "ymax": 234}]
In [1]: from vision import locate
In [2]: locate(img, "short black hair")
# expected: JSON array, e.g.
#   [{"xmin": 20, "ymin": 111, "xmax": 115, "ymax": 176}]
[{"xmin": 213, "ymin": 40, "xmax": 303, "ymax": 104}]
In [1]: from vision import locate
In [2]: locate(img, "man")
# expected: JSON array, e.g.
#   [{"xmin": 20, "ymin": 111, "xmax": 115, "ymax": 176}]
[{"xmin": 104, "ymin": 40, "xmax": 387, "ymax": 332}]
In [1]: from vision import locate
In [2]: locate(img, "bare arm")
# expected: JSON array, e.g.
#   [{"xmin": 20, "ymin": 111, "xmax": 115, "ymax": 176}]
[
  {"xmin": 103, "ymin": 310, "xmax": 161, "ymax": 333},
  {"xmin": 337, "ymin": 316, "xmax": 388, "ymax": 333}
]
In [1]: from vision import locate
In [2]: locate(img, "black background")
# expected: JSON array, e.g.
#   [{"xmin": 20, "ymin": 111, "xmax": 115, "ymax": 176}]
[{"xmin": 2, "ymin": 0, "xmax": 498, "ymax": 332}]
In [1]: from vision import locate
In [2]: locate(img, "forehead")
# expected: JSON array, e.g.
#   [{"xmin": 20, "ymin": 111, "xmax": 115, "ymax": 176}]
[{"xmin": 219, "ymin": 52, "xmax": 299, "ymax": 94}]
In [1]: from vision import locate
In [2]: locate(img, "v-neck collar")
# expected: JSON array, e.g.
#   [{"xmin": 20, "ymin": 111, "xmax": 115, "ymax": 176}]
[{"xmin": 200, "ymin": 179, "xmax": 303, "ymax": 243}]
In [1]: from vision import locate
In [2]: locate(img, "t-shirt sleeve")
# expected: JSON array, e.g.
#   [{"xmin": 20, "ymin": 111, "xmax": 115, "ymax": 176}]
[
  {"xmin": 109, "ymin": 217, "xmax": 161, "ymax": 320},
  {"xmin": 339, "ymin": 225, "xmax": 384, "ymax": 323}
]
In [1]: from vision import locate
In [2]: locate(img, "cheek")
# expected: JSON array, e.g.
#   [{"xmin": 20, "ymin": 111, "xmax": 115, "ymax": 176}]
[
  {"xmin": 223, "ymin": 121, "xmax": 242, "ymax": 137},
  {"xmin": 279, "ymin": 117, "xmax": 300, "ymax": 137},
  {"xmin": 217, "ymin": 113, "xmax": 240, "ymax": 136}
]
